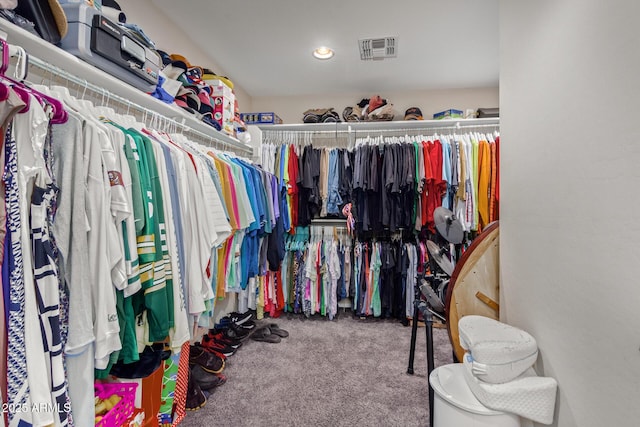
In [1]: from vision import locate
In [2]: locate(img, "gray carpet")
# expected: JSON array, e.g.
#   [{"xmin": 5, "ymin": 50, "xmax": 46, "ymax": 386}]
[{"xmin": 181, "ymin": 314, "xmax": 454, "ymax": 427}]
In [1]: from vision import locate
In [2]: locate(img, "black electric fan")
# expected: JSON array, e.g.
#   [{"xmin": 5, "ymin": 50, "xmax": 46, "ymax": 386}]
[{"xmin": 407, "ymin": 207, "xmax": 464, "ymax": 427}]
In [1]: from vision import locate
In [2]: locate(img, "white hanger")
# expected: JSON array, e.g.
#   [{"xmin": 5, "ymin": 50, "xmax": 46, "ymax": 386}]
[{"xmin": 48, "ymin": 84, "xmax": 83, "ymax": 112}]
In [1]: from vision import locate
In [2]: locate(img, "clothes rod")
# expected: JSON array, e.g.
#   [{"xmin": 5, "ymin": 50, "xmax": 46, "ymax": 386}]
[
  {"xmin": 263, "ymin": 123, "xmax": 499, "ymax": 136},
  {"xmin": 309, "ymin": 218, "xmax": 347, "ymax": 225},
  {"xmin": 25, "ymin": 55, "xmax": 252, "ymax": 154},
  {"xmin": 258, "ymin": 118, "xmax": 499, "ymax": 133}
]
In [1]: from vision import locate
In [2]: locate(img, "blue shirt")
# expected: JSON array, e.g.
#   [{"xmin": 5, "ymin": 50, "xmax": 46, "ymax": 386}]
[{"xmin": 161, "ymin": 142, "xmax": 188, "ymax": 315}]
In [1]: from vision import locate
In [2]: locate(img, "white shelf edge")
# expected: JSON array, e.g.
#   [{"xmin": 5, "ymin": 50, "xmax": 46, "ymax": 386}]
[{"xmin": 257, "ymin": 118, "xmax": 500, "ymax": 132}]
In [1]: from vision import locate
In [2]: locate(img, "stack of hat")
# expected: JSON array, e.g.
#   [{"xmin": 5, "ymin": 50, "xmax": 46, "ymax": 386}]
[
  {"xmin": 302, "ymin": 108, "xmax": 341, "ymax": 123},
  {"xmin": 158, "ymin": 51, "xmax": 235, "ymax": 132},
  {"xmin": 342, "ymin": 95, "xmax": 394, "ymax": 122}
]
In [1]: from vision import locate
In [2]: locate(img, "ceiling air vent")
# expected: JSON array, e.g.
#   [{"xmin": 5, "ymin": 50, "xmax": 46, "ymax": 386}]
[{"xmin": 359, "ymin": 37, "xmax": 397, "ymax": 61}]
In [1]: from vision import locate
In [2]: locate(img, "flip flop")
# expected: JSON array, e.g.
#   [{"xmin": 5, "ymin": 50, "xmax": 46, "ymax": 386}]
[
  {"xmin": 250, "ymin": 326, "xmax": 281, "ymax": 343},
  {"xmin": 268, "ymin": 324, "xmax": 289, "ymax": 338}
]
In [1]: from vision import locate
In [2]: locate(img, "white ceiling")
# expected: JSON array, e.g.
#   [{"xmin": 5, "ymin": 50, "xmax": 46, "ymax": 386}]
[{"xmin": 149, "ymin": 0, "xmax": 499, "ymax": 98}]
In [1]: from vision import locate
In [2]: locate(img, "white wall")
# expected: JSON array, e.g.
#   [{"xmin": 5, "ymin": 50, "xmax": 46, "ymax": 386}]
[
  {"xmin": 117, "ymin": 0, "xmax": 251, "ymax": 110},
  {"xmin": 251, "ymin": 87, "xmax": 498, "ymax": 124},
  {"xmin": 500, "ymin": 1, "xmax": 640, "ymax": 426}
]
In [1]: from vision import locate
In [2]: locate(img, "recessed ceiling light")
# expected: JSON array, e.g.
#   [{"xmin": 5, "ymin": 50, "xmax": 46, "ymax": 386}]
[{"xmin": 312, "ymin": 46, "xmax": 334, "ymax": 60}]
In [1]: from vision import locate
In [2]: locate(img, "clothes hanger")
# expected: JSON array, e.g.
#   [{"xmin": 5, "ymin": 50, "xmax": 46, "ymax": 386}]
[
  {"xmin": 3, "ymin": 42, "xmax": 68, "ymax": 123},
  {"xmin": 0, "ymin": 42, "xmax": 29, "ymax": 113},
  {"xmin": 93, "ymin": 88, "xmax": 117, "ymax": 119}
]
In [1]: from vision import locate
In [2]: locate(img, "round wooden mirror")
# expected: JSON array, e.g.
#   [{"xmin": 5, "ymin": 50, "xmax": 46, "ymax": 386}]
[{"xmin": 445, "ymin": 221, "xmax": 500, "ymax": 362}]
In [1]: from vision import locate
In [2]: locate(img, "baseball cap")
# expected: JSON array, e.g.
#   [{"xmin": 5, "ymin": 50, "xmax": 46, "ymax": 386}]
[
  {"xmin": 169, "ymin": 53, "xmax": 193, "ymax": 68},
  {"xmin": 176, "ymin": 86, "xmax": 201, "ymax": 111},
  {"xmin": 404, "ymin": 107, "xmax": 423, "ymax": 121},
  {"xmin": 197, "ymin": 90, "xmax": 214, "ymax": 115},
  {"xmin": 163, "ymin": 60, "xmax": 188, "ymax": 80}
]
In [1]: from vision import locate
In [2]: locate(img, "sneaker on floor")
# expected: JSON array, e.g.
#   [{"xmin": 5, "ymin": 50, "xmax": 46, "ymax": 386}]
[
  {"xmin": 200, "ymin": 335, "xmax": 236, "ymax": 357},
  {"xmin": 189, "ymin": 345, "xmax": 225, "ymax": 374},
  {"xmin": 206, "ymin": 330, "xmax": 243, "ymax": 349},
  {"xmin": 191, "ymin": 365, "xmax": 227, "ymax": 391},
  {"xmin": 237, "ymin": 319, "xmax": 256, "ymax": 330},
  {"xmin": 194, "ymin": 342, "xmax": 227, "ymax": 361},
  {"xmin": 186, "ymin": 371, "xmax": 207, "ymax": 411},
  {"xmin": 218, "ymin": 324, "xmax": 251, "ymax": 341},
  {"xmin": 227, "ymin": 310, "xmax": 256, "ymax": 325},
  {"xmin": 216, "ymin": 312, "xmax": 256, "ymax": 329}
]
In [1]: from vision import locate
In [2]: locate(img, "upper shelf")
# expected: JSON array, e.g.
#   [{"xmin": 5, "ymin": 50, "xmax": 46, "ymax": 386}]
[
  {"xmin": 0, "ymin": 18, "xmax": 252, "ymax": 153},
  {"xmin": 257, "ymin": 117, "xmax": 500, "ymax": 133}
]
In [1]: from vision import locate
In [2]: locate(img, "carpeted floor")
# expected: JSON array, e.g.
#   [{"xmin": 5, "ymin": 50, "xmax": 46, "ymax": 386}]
[{"xmin": 181, "ymin": 313, "xmax": 454, "ymax": 427}]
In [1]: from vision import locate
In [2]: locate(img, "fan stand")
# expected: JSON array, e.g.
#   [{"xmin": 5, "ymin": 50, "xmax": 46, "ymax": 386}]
[
  {"xmin": 407, "ymin": 269, "xmax": 448, "ymax": 427},
  {"xmin": 407, "ymin": 207, "xmax": 464, "ymax": 427}
]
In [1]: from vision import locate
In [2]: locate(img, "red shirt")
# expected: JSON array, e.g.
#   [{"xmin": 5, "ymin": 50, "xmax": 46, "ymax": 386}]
[
  {"xmin": 426, "ymin": 140, "xmax": 445, "ymax": 232},
  {"xmin": 288, "ymin": 145, "xmax": 300, "ymax": 228}
]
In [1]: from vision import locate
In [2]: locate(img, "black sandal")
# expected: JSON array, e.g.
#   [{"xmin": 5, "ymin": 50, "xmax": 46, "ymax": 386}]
[
  {"xmin": 250, "ymin": 326, "xmax": 281, "ymax": 343},
  {"xmin": 268, "ymin": 324, "xmax": 289, "ymax": 338}
]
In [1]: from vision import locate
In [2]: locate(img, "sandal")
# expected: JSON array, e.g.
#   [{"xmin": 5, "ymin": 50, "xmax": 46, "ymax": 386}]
[
  {"xmin": 250, "ymin": 326, "xmax": 281, "ymax": 343},
  {"xmin": 268, "ymin": 324, "xmax": 289, "ymax": 338}
]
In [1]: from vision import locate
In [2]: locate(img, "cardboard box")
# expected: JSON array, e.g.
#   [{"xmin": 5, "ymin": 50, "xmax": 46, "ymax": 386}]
[
  {"xmin": 240, "ymin": 112, "xmax": 283, "ymax": 125},
  {"xmin": 433, "ymin": 109, "xmax": 464, "ymax": 120},
  {"xmin": 211, "ymin": 83, "xmax": 235, "ymax": 135}
]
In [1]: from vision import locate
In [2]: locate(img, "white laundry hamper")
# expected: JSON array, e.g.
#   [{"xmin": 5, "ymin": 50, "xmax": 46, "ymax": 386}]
[{"xmin": 429, "ymin": 363, "xmax": 521, "ymax": 427}]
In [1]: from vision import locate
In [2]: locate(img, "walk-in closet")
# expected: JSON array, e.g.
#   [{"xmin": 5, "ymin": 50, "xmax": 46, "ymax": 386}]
[{"xmin": 0, "ymin": 1, "xmax": 637, "ymax": 427}]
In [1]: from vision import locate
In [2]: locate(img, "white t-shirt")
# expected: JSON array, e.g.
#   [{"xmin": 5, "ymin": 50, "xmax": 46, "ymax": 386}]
[
  {"xmin": 106, "ymin": 126, "xmax": 141, "ymax": 296},
  {"xmin": 83, "ymin": 120, "xmax": 121, "ymax": 369},
  {"xmin": 93, "ymin": 121, "xmax": 127, "ymax": 290}
]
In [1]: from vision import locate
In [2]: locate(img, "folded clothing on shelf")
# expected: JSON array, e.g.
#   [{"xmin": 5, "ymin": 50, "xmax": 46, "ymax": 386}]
[
  {"xmin": 342, "ymin": 95, "xmax": 395, "ymax": 122},
  {"xmin": 303, "ymin": 107, "xmax": 341, "ymax": 123}
]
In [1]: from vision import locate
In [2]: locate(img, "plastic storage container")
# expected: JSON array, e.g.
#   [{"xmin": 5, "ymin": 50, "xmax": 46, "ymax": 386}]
[
  {"xmin": 429, "ymin": 363, "xmax": 521, "ymax": 427},
  {"xmin": 94, "ymin": 382, "xmax": 138, "ymax": 427}
]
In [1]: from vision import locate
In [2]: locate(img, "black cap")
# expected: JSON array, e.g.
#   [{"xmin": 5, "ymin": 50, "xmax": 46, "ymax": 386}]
[{"xmin": 404, "ymin": 107, "xmax": 423, "ymax": 120}]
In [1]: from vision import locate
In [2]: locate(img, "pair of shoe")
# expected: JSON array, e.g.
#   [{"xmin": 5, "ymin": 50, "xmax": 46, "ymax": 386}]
[
  {"xmin": 189, "ymin": 345, "xmax": 225, "ymax": 374},
  {"xmin": 186, "ymin": 369, "xmax": 207, "ymax": 411},
  {"xmin": 250, "ymin": 324, "xmax": 289, "ymax": 344},
  {"xmin": 224, "ymin": 310, "xmax": 256, "ymax": 326},
  {"xmin": 206, "ymin": 329, "xmax": 244, "ymax": 349},
  {"xmin": 191, "ymin": 364, "xmax": 227, "ymax": 390},
  {"xmin": 198, "ymin": 334, "xmax": 237, "ymax": 358},
  {"xmin": 185, "ymin": 367, "xmax": 227, "ymax": 411},
  {"xmin": 216, "ymin": 311, "xmax": 257, "ymax": 331},
  {"xmin": 214, "ymin": 314, "xmax": 256, "ymax": 341},
  {"xmin": 208, "ymin": 323, "xmax": 251, "ymax": 342}
]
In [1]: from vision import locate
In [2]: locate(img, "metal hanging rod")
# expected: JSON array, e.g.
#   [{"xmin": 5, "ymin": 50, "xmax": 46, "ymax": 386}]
[
  {"xmin": 27, "ymin": 56, "xmax": 251, "ymax": 154},
  {"xmin": 263, "ymin": 123, "xmax": 499, "ymax": 137},
  {"xmin": 258, "ymin": 117, "xmax": 499, "ymax": 134}
]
